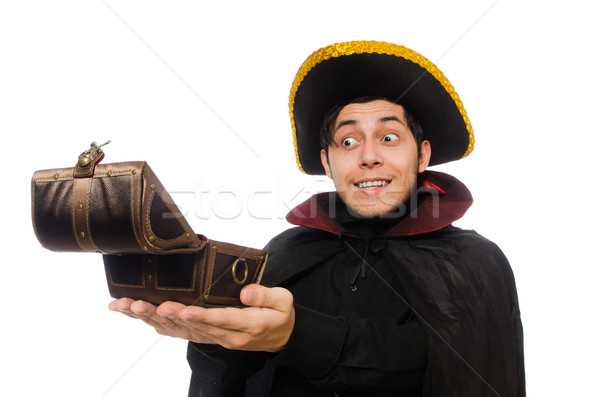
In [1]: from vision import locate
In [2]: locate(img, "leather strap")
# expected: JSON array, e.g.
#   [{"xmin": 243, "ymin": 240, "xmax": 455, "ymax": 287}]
[{"xmin": 72, "ymin": 177, "xmax": 101, "ymax": 252}]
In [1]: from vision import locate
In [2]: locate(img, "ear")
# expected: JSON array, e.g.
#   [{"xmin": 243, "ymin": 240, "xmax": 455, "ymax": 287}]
[
  {"xmin": 417, "ymin": 140, "xmax": 431, "ymax": 173},
  {"xmin": 320, "ymin": 149, "xmax": 333, "ymax": 178}
]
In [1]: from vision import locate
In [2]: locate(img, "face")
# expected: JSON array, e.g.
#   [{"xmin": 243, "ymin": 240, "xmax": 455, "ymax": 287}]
[{"xmin": 320, "ymin": 100, "xmax": 431, "ymax": 217}]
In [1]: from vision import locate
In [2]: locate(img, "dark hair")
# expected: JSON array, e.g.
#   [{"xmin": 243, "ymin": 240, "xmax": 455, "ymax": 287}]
[{"xmin": 320, "ymin": 96, "xmax": 424, "ymax": 153}]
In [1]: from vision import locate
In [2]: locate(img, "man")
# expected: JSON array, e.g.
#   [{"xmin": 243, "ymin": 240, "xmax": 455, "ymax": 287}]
[{"xmin": 110, "ymin": 41, "xmax": 525, "ymax": 396}]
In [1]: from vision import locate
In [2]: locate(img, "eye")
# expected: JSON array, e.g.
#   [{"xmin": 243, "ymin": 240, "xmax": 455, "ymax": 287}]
[
  {"xmin": 341, "ymin": 137, "xmax": 358, "ymax": 147},
  {"xmin": 382, "ymin": 133, "xmax": 399, "ymax": 142}
]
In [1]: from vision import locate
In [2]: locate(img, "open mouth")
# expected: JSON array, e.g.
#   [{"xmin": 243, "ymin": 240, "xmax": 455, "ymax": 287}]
[{"xmin": 355, "ymin": 180, "xmax": 390, "ymax": 189}]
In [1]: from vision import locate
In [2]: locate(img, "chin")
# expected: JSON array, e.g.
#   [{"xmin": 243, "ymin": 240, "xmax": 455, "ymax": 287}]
[{"xmin": 346, "ymin": 202, "xmax": 403, "ymax": 218}]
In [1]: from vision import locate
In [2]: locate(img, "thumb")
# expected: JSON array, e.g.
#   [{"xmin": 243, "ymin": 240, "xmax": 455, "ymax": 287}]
[{"xmin": 240, "ymin": 284, "xmax": 293, "ymax": 311}]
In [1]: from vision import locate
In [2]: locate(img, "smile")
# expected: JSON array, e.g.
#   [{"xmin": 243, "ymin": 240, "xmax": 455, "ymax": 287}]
[{"xmin": 355, "ymin": 180, "xmax": 390, "ymax": 189}]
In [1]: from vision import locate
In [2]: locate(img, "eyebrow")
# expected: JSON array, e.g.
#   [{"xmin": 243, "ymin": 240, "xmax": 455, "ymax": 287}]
[{"xmin": 334, "ymin": 115, "xmax": 406, "ymax": 132}]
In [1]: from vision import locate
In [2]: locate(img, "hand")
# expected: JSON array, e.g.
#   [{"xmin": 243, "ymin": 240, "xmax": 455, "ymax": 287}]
[{"xmin": 108, "ymin": 284, "xmax": 295, "ymax": 353}]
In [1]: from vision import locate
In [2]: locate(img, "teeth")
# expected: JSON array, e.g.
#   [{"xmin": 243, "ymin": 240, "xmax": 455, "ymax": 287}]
[{"xmin": 357, "ymin": 180, "xmax": 389, "ymax": 189}]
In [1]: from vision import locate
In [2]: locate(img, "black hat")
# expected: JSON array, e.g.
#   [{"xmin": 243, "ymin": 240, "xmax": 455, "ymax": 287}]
[{"xmin": 289, "ymin": 41, "xmax": 474, "ymax": 175}]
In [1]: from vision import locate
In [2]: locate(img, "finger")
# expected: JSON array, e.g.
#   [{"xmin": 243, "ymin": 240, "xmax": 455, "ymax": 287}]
[
  {"xmin": 109, "ymin": 299, "xmax": 144, "ymax": 320},
  {"xmin": 156, "ymin": 301, "xmax": 190, "ymax": 319},
  {"xmin": 130, "ymin": 300, "xmax": 159, "ymax": 316},
  {"xmin": 130, "ymin": 300, "xmax": 186, "ymax": 330},
  {"xmin": 128, "ymin": 306, "xmax": 186, "ymax": 336},
  {"xmin": 108, "ymin": 297, "xmax": 136, "ymax": 312},
  {"xmin": 111, "ymin": 300, "xmax": 170, "ymax": 329},
  {"xmin": 240, "ymin": 285, "xmax": 293, "ymax": 312},
  {"xmin": 108, "ymin": 299, "xmax": 215, "ymax": 342}
]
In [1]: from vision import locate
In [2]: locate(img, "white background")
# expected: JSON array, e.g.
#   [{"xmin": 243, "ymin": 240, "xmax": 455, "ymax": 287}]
[{"xmin": 1, "ymin": 1, "xmax": 598, "ymax": 395}]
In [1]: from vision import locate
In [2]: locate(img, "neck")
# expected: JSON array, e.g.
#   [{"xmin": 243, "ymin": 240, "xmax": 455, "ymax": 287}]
[{"xmin": 336, "ymin": 197, "xmax": 409, "ymax": 238}]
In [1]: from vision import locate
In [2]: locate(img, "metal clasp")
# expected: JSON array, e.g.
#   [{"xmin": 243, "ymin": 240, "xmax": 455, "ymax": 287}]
[{"xmin": 78, "ymin": 140, "xmax": 111, "ymax": 167}]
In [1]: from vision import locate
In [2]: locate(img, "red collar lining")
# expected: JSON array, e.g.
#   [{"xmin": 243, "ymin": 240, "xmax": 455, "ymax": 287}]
[{"xmin": 285, "ymin": 171, "xmax": 472, "ymax": 237}]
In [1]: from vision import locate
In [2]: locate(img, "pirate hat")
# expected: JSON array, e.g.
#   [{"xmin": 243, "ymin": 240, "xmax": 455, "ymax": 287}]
[{"xmin": 289, "ymin": 40, "xmax": 474, "ymax": 175}]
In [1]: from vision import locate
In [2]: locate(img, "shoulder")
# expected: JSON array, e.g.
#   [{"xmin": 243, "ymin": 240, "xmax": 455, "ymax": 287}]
[
  {"xmin": 397, "ymin": 226, "xmax": 520, "ymax": 304},
  {"xmin": 412, "ymin": 225, "xmax": 506, "ymax": 256},
  {"xmin": 403, "ymin": 226, "xmax": 513, "ymax": 278}
]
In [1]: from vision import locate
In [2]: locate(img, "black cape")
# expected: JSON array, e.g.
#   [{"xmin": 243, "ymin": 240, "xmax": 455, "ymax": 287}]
[{"xmin": 261, "ymin": 171, "xmax": 525, "ymax": 396}]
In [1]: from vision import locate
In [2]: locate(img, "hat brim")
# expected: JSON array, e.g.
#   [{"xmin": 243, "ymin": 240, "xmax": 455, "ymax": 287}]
[{"xmin": 289, "ymin": 41, "xmax": 474, "ymax": 175}]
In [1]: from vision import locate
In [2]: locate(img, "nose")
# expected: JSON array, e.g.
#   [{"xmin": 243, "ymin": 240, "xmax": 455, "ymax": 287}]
[{"xmin": 359, "ymin": 138, "xmax": 382, "ymax": 168}]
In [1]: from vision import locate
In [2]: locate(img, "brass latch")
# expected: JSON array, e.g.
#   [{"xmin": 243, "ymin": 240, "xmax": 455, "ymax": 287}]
[{"xmin": 74, "ymin": 140, "xmax": 111, "ymax": 178}]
